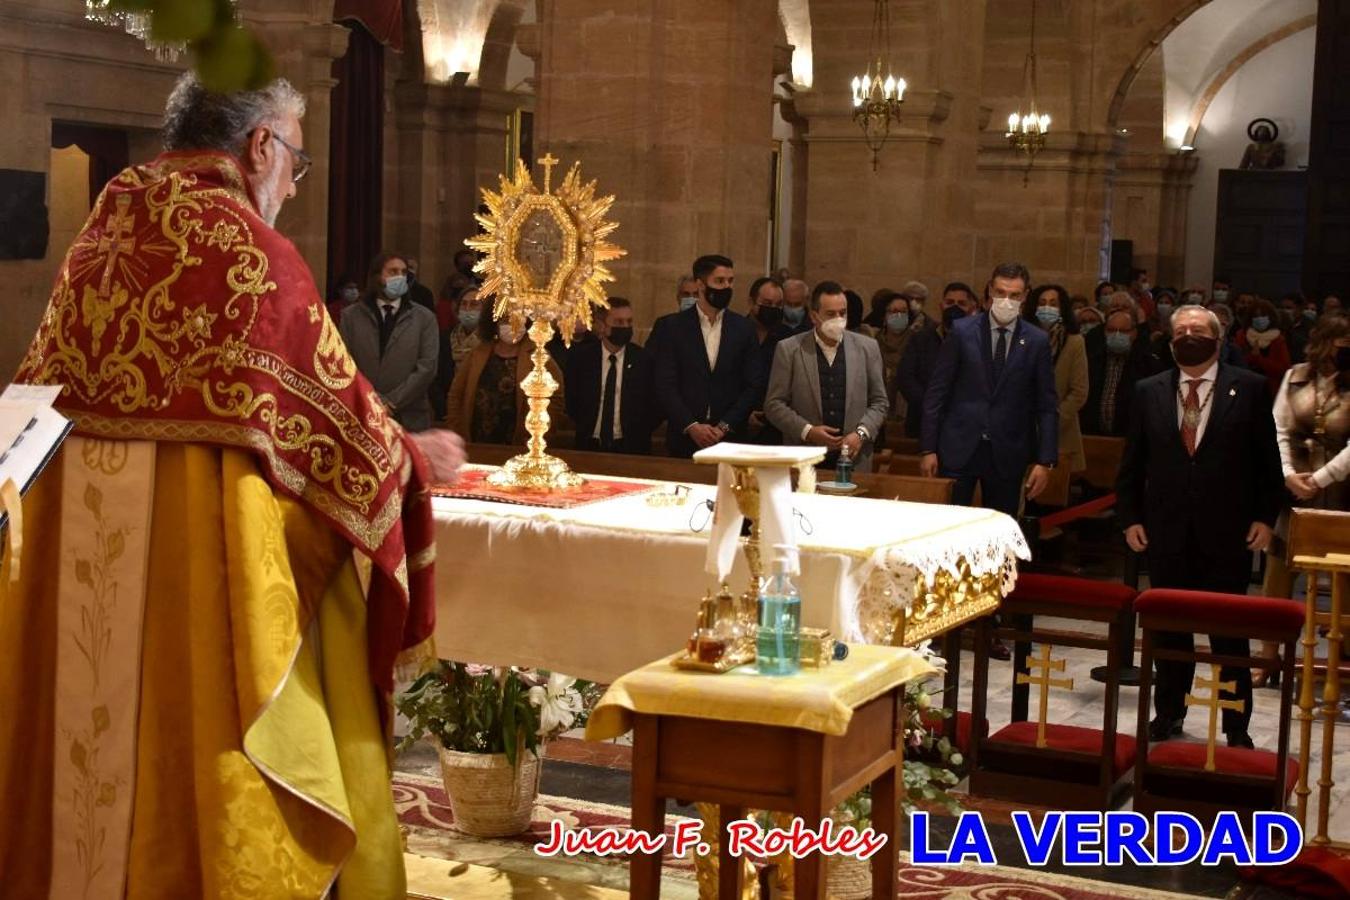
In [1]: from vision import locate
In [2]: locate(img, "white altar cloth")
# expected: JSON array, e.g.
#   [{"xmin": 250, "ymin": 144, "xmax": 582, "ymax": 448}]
[{"xmin": 431, "ymin": 466, "xmax": 1028, "ymax": 683}]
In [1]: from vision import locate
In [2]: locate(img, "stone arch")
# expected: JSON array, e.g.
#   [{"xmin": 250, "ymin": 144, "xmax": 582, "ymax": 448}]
[
  {"xmin": 477, "ymin": 0, "xmax": 526, "ymax": 91},
  {"xmin": 1180, "ymin": 15, "xmax": 1316, "ymax": 145},
  {"xmin": 1103, "ymin": 0, "xmax": 1209, "ymax": 131},
  {"xmin": 778, "ymin": 0, "xmax": 813, "ymax": 87}
]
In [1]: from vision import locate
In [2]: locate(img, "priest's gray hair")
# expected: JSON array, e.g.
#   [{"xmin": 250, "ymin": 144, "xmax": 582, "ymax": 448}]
[
  {"xmin": 1172, "ymin": 304, "xmax": 1223, "ymax": 338},
  {"xmin": 162, "ymin": 72, "xmax": 306, "ymax": 154}
]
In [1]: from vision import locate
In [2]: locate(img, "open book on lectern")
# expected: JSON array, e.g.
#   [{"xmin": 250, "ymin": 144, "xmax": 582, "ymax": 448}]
[{"xmin": 0, "ymin": 383, "xmax": 73, "ymax": 531}]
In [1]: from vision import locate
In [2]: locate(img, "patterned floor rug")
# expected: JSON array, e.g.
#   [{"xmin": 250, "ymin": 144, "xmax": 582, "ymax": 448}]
[
  {"xmin": 394, "ymin": 770, "xmax": 699, "ymax": 882},
  {"xmin": 394, "ymin": 770, "xmax": 1211, "ymax": 899}
]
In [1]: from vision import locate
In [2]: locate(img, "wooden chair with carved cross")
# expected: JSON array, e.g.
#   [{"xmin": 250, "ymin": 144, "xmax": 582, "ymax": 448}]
[
  {"xmin": 1133, "ymin": 588, "xmax": 1304, "ymax": 822},
  {"xmin": 968, "ymin": 573, "xmax": 1139, "ymax": 809}
]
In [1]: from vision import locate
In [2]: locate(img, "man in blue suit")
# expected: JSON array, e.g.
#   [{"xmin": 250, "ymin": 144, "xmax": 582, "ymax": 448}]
[
  {"xmin": 654, "ymin": 254, "xmax": 764, "ymax": 457},
  {"xmin": 919, "ymin": 262, "xmax": 1059, "ymax": 516}
]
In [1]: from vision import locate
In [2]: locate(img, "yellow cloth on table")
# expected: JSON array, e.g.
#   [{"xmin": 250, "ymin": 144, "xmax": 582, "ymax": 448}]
[
  {"xmin": 585, "ymin": 644, "xmax": 935, "ymax": 740},
  {"xmin": 0, "ymin": 440, "xmax": 405, "ymax": 899}
]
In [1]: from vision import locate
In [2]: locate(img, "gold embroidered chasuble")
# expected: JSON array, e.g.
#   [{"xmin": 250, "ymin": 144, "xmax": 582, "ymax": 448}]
[{"xmin": 0, "ymin": 152, "xmax": 433, "ymax": 898}]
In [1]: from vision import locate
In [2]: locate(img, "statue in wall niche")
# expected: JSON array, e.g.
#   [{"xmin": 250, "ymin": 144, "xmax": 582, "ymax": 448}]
[{"xmin": 1240, "ymin": 118, "xmax": 1286, "ymax": 170}]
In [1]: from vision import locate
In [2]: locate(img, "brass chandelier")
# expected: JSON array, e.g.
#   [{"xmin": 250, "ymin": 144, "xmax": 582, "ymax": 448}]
[
  {"xmin": 849, "ymin": 0, "xmax": 907, "ymax": 171},
  {"xmin": 1005, "ymin": 0, "xmax": 1051, "ymax": 180}
]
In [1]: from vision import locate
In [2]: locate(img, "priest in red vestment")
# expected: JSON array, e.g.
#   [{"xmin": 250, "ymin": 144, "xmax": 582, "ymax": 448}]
[{"xmin": 0, "ymin": 72, "xmax": 463, "ymax": 899}]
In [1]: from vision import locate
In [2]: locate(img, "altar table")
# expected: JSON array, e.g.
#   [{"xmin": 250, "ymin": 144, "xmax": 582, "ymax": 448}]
[{"xmin": 431, "ymin": 466, "xmax": 1027, "ymax": 682}]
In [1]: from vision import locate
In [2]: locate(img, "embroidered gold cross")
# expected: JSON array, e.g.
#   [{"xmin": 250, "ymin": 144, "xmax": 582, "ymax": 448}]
[
  {"xmin": 96, "ymin": 194, "xmax": 136, "ymax": 299},
  {"xmin": 1015, "ymin": 643, "xmax": 1074, "ymax": 748},
  {"xmin": 538, "ymin": 153, "xmax": 559, "ymax": 193},
  {"xmin": 1185, "ymin": 664, "xmax": 1245, "ymax": 771}
]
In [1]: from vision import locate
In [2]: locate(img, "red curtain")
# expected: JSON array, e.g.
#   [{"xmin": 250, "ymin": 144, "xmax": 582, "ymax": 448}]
[
  {"xmin": 51, "ymin": 122, "xmax": 130, "ymax": 208},
  {"xmin": 333, "ymin": 0, "xmax": 403, "ymax": 51},
  {"xmin": 326, "ymin": 21, "xmax": 385, "ymax": 297}
]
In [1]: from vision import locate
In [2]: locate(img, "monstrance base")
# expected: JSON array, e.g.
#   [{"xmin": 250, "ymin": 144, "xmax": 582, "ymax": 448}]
[{"xmin": 485, "ymin": 452, "xmax": 585, "ymax": 491}]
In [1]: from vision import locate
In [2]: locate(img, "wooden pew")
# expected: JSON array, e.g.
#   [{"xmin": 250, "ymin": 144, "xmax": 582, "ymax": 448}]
[
  {"xmin": 463, "ymin": 443, "xmax": 717, "ymax": 484},
  {"xmin": 1081, "ymin": 435, "xmax": 1125, "ymax": 491},
  {"xmin": 885, "ymin": 435, "xmax": 921, "ymax": 455},
  {"xmin": 853, "ymin": 471, "xmax": 955, "ymax": 505},
  {"xmin": 463, "ymin": 444, "xmax": 954, "ymax": 504},
  {"xmin": 886, "ymin": 453, "xmax": 926, "ymax": 477}
]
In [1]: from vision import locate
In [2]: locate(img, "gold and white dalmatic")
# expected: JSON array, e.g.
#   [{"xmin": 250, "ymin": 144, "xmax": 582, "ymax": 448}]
[{"xmin": 1, "ymin": 151, "xmax": 437, "ymax": 899}]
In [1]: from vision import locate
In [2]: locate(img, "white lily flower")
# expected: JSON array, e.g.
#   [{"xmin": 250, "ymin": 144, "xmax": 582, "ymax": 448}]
[{"xmin": 528, "ymin": 672, "xmax": 584, "ymax": 737}]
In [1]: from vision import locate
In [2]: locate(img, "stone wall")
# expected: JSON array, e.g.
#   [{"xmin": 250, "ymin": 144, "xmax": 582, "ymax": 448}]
[
  {"xmin": 0, "ymin": 0, "xmax": 344, "ymax": 380},
  {"xmin": 1, "ymin": 0, "xmax": 1257, "ymax": 379}
]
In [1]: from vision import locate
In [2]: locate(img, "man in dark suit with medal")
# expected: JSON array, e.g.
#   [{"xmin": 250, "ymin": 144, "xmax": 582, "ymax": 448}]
[{"xmin": 1116, "ymin": 304, "xmax": 1283, "ymax": 748}]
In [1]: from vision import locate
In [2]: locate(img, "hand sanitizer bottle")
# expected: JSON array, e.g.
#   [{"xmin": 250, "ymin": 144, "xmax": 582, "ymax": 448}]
[
  {"xmin": 836, "ymin": 442, "xmax": 855, "ymax": 486},
  {"xmin": 757, "ymin": 544, "xmax": 801, "ymax": 676}
]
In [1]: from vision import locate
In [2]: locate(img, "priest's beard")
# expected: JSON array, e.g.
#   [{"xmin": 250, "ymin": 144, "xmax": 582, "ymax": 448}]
[{"xmin": 255, "ymin": 180, "xmax": 283, "ymax": 227}]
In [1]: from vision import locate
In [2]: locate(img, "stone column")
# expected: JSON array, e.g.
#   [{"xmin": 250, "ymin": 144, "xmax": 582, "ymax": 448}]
[
  {"xmin": 532, "ymin": 0, "xmax": 779, "ymax": 328},
  {"xmin": 239, "ymin": 0, "xmax": 348, "ymax": 285},
  {"xmin": 794, "ymin": 0, "xmax": 988, "ymax": 308},
  {"xmin": 388, "ymin": 78, "xmax": 519, "ymax": 288},
  {"xmin": 1111, "ymin": 152, "xmax": 1198, "ymax": 288}
]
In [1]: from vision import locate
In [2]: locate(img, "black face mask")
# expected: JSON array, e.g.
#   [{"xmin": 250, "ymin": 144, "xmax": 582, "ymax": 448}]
[
  {"xmin": 757, "ymin": 305, "xmax": 784, "ymax": 328},
  {"xmin": 1336, "ymin": 346, "xmax": 1350, "ymax": 371},
  {"xmin": 942, "ymin": 305, "xmax": 966, "ymax": 329},
  {"xmin": 608, "ymin": 326, "xmax": 633, "ymax": 348},
  {"xmin": 1172, "ymin": 334, "xmax": 1218, "ymax": 367},
  {"xmin": 705, "ymin": 286, "xmax": 734, "ymax": 311}
]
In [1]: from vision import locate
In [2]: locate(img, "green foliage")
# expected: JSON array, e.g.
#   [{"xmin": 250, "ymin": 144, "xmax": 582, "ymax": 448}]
[
  {"xmin": 832, "ymin": 676, "xmax": 965, "ymax": 831},
  {"xmin": 395, "ymin": 663, "xmax": 602, "ymax": 771},
  {"xmin": 107, "ymin": 0, "xmax": 275, "ymax": 91}
]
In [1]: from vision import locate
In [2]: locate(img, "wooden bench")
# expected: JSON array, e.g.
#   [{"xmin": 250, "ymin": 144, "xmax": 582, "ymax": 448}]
[
  {"xmin": 1081, "ymin": 435, "xmax": 1125, "ymax": 491},
  {"xmin": 463, "ymin": 445, "xmax": 956, "ymax": 505}
]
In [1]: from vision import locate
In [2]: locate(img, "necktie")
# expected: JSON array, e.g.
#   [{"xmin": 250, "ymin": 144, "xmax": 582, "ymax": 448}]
[
  {"xmin": 1180, "ymin": 378, "xmax": 1201, "ymax": 456},
  {"xmin": 993, "ymin": 327, "xmax": 1008, "ymax": 382},
  {"xmin": 379, "ymin": 303, "xmax": 396, "ymax": 355},
  {"xmin": 600, "ymin": 353, "xmax": 618, "ymax": 448}
]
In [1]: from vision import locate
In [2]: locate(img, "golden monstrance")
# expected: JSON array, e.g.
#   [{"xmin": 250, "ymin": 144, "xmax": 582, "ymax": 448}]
[{"xmin": 466, "ymin": 155, "xmax": 625, "ymax": 490}]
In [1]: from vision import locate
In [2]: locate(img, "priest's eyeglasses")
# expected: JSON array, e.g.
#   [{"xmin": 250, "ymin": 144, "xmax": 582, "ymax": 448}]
[{"xmin": 273, "ymin": 134, "xmax": 312, "ymax": 184}]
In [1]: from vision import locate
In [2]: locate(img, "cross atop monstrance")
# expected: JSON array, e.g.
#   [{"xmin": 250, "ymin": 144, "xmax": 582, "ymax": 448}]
[
  {"xmin": 465, "ymin": 155, "xmax": 625, "ymax": 490},
  {"xmin": 537, "ymin": 153, "xmax": 560, "ymax": 192}
]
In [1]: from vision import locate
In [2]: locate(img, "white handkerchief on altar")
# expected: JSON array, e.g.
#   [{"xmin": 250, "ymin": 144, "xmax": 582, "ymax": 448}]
[{"xmin": 694, "ymin": 444, "xmax": 823, "ymax": 582}]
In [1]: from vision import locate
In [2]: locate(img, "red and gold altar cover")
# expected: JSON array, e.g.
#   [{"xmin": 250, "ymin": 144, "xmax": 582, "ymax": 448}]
[{"xmin": 15, "ymin": 151, "xmax": 433, "ymax": 695}]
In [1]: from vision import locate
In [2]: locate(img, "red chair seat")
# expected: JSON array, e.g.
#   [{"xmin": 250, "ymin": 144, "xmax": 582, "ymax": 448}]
[
  {"xmin": 1008, "ymin": 573, "xmax": 1137, "ymax": 613},
  {"xmin": 1148, "ymin": 742, "xmax": 1300, "ymax": 799},
  {"xmin": 1135, "ymin": 590, "xmax": 1304, "ymax": 636},
  {"xmin": 922, "ymin": 710, "xmax": 983, "ymax": 754},
  {"xmin": 988, "ymin": 722, "xmax": 1136, "ymax": 777}
]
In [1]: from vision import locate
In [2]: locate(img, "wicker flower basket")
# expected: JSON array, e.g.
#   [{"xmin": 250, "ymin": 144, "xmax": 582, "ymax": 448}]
[
  {"xmin": 436, "ymin": 744, "xmax": 542, "ymax": 837},
  {"xmin": 826, "ymin": 853, "xmax": 873, "ymax": 900}
]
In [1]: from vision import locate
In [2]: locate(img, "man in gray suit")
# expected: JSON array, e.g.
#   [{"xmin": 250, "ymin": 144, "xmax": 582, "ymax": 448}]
[
  {"xmin": 765, "ymin": 280, "xmax": 890, "ymax": 471},
  {"xmin": 339, "ymin": 252, "xmax": 441, "ymax": 431}
]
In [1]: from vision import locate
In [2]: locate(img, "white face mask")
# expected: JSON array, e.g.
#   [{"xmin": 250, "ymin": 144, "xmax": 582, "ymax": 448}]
[
  {"xmin": 819, "ymin": 317, "xmax": 847, "ymax": 342},
  {"xmin": 990, "ymin": 297, "xmax": 1021, "ymax": 325},
  {"xmin": 498, "ymin": 321, "xmax": 523, "ymax": 344}
]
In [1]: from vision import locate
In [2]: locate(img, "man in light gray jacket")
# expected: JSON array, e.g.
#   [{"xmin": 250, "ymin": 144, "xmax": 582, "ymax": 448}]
[
  {"xmin": 339, "ymin": 252, "xmax": 441, "ymax": 432},
  {"xmin": 765, "ymin": 280, "xmax": 890, "ymax": 472}
]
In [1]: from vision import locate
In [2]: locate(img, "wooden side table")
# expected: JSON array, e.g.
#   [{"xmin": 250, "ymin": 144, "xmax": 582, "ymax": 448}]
[
  {"xmin": 586, "ymin": 645, "xmax": 932, "ymax": 899},
  {"xmin": 627, "ymin": 685, "xmax": 903, "ymax": 899}
]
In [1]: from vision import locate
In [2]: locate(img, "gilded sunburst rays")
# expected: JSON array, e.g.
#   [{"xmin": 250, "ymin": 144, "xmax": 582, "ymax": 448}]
[{"xmin": 465, "ymin": 157, "xmax": 625, "ymax": 348}]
